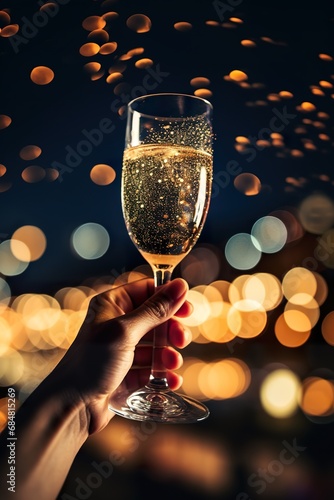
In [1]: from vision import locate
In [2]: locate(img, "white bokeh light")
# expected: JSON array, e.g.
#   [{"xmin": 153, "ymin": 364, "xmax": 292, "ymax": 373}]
[
  {"xmin": 225, "ymin": 233, "xmax": 262, "ymax": 270},
  {"xmin": 251, "ymin": 216, "xmax": 287, "ymax": 253},
  {"xmin": 71, "ymin": 223, "xmax": 110, "ymax": 260}
]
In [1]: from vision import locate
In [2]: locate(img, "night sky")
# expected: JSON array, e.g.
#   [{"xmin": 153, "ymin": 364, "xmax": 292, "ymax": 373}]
[{"xmin": 1, "ymin": 2, "xmax": 334, "ymax": 498}]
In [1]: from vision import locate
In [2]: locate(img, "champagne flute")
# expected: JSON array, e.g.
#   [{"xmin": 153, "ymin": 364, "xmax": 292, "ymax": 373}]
[{"xmin": 109, "ymin": 93, "xmax": 213, "ymax": 423}]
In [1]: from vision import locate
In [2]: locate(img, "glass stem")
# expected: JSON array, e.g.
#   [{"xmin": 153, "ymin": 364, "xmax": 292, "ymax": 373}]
[{"xmin": 147, "ymin": 268, "xmax": 173, "ymax": 391}]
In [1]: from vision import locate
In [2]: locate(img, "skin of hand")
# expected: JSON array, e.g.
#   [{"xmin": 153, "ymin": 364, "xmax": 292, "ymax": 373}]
[
  {"xmin": 37, "ymin": 276, "xmax": 192, "ymax": 434},
  {"xmin": 0, "ymin": 277, "xmax": 192, "ymax": 500}
]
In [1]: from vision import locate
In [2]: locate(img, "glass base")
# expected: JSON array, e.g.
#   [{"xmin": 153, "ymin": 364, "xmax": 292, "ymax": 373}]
[{"xmin": 109, "ymin": 385, "xmax": 210, "ymax": 423}]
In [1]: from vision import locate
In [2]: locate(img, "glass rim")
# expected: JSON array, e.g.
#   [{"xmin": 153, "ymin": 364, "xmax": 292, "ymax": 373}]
[{"xmin": 127, "ymin": 92, "xmax": 213, "ymax": 120}]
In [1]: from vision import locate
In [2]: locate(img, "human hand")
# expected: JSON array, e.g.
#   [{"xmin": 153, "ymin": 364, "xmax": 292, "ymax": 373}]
[{"xmin": 52, "ymin": 277, "xmax": 192, "ymax": 434}]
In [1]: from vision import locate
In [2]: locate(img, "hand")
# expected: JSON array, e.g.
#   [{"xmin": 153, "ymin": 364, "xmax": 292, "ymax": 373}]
[{"xmin": 52, "ymin": 277, "xmax": 192, "ymax": 434}]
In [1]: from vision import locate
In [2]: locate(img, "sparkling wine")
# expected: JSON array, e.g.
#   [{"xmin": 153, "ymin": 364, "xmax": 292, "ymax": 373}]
[{"xmin": 122, "ymin": 143, "xmax": 212, "ymax": 269}]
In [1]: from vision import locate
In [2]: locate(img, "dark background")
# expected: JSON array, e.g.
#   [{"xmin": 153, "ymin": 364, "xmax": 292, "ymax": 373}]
[{"xmin": 1, "ymin": 1, "xmax": 334, "ymax": 499}]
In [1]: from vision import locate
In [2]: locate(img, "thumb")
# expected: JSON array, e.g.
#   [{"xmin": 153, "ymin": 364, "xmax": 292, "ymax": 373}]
[{"xmin": 121, "ymin": 278, "xmax": 189, "ymax": 341}]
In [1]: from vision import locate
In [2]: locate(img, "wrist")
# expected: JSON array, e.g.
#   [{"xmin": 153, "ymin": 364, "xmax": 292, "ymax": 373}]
[{"xmin": 7, "ymin": 378, "xmax": 90, "ymax": 499}]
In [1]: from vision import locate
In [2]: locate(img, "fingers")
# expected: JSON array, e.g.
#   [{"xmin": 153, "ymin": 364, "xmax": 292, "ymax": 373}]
[
  {"xmin": 174, "ymin": 300, "xmax": 193, "ymax": 318},
  {"xmin": 115, "ymin": 278, "xmax": 189, "ymax": 345},
  {"xmin": 168, "ymin": 319, "xmax": 192, "ymax": 349},
  {"xmin": 133, "ymin": 344, "xmax": 183, "ymax": 369},
  {"xmin": 122, "ymin": 367, "xmax": 183, "ymax": 393}
]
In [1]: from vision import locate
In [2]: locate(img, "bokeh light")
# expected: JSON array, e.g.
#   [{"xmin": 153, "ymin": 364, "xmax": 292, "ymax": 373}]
[
  {"xmin": 301, "ymin": 377, "xmax": 334, "ymax": 417},
  {"xmin": 87, "ymin": 29, "xmax": 109, "ymax": 43},
  {"xmin": 22, "ymin": 166, "xmax": 46, "ymax": 183},
  {"xmin": 275, "ymin": 313, "xmax": 311, "ymax": 347},
  {"xmin": 12, "ymin": 226, "xmax": 47, "ymax": 262},
  {"xmin": 0, "ymin": 240, "xmax": 29, "ymax": 276},
  {"xmin": 251, "ymin": 216, "xmax": 287, "ymax": 253},
  {"xmin": 82, "ymin": 15, "xmax": 106, "ymax": 31},
  {"xmin": 242, "ymin": 273, "xmax": 283, "ymax": 311},
  {"xmin": 190, "ymin": 77, "xmax": 211, "ymax": 87},
  {"xmin": 227, "ymin": 299, "xmax": 267, "ymax": 339},
  {"xmin": 180, "ymin": 246, "xmax": 220, "ymax": 286},
  {"xmin": 260, "ymin": 369, "xmax": 301, "ymax": 418},
  {"xmin": 298, "ymin": 194, "xmax": 334, "ymax": 234},
  {"xmin": 79, "ymin": 43, "xmax": 100, "ymax": 56},
  {"xmin": 282, "ymin": 267, "xmax": 317, "ymax": 300},
  {"xmin": 0, "ymin": 24, "xmax": 19, "ymax": 37},
  {"xmin": 30, "ymin": 66, "xmax": 54, "ymax": 85},
  {"xmin": 135, "ymin": 58, "xmax": 154, "ymax": 69},
  {"xmin": 0, "ymin": 277, "xmax": 11, "ymax": 307},
  {"xmin": 126, "ymin": 14, "xmax": 151, "ymax": 33},
  {"xmin": 0, "ymin": 348, "xmax": 25, "ymax": 386},
  {"xmin": 284, "ymin": 294, "xmax": 320, "ymax": 332},
  {"xmin": 229, "ymin": 70, "xmax": 248, "ymax": 81},
  {"xmin": 19, "ymin": 145, "xmax": 42, "ymax": 161},
  {"xmin": 321, "ymin": 311, "xmax": 334, "ymax": 346},
  {"xmin": 99, "ymin": 42, "xmax": 117, "ymax": 55},
  {"xmin": 90, "ymin": 164, "xmax": 116, "ymax": 185},
  {"xmin": 180, "ymin": 288, "xmax": 211, "ymax": 328},
  {"xmin": 71, "ymin": 223, "xmax": 110, "ymax": 260},
  {"xmin": 269, "ymin": 209, "xmax": 304, "ymax": 244},
  {"xmin": 174, "ymin": 22, "xmax": 193, "ymax": 32},
  {"xmin": 225, "ymin": 233, "xmax": 262, "ymax": 270},
  {"xmin": 0, "ymin": 114, "xmax": 11, "ymax": 129},
  {"xmin": 0, "ymin": 4, "xmax": 334, "ymax": 493},
  {"xmin": 234, "ymin": 173, "xmax": 261, "ymax": 195}
]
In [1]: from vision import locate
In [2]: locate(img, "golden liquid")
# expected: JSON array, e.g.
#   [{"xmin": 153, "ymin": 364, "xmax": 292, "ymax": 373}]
[{"xmin": 122, "ymin": 144, "xmax": 212, "ymax": 269}]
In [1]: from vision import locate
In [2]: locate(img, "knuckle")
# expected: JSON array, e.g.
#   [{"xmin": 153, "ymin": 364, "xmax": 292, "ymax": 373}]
[{"xmin": 146, "ymin": 297, "xmax": 170, "ymax": 319}]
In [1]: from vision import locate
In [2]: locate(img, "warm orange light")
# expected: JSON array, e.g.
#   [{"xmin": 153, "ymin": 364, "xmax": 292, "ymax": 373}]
[
  {"xmin": 135, "ymin": 58, "xmax": 153, "ymax": 69},
  {"xmin": 300, "ymin": 101, "xmax": 316, "ymax": 111},
  {"xmin": 321, "ymin": 311, "xmax": 334, "ymax": 346},
  {"xmin": 279, "ymin": 90, "xmax": 293, "ymax": 98},
  {"xmin": 0, "ymin": 10, "xmax": 11, "ymax": 26},
  {"xmin": 205, "ymin": 20, "xmax": 220, "ymax": 27},
  {"xmin": 301, "ymin": 378, "xmax": 334, "ymax": 416},
  {"xmin": 235, "ymin": 136, "xmax": 250, "ymax": 144},
  {"xmin": 194, "ymin": 89, "xmax": 212, "ymax": 98},
  {"xmin": 319, "ymin": 80, "xmax": 333, "ymax": 88},
  {"xmin": 106, "ymin": 72, "xmax": 123, "ymax": 84},
  {"xmin": 87, "ymin": 29, "xmax": 109, "ymax": 43},
  {"xmin": 45, "ymin": 168, "xmax": 59, "ymax": 182},
  {"xmin": 319, "ymin": 53, "xmax": 333, "ymax": 61},
  {"xmin": 30, "ymin": 66, "xmax": 54, "ymax": 85},
  {"xmin": 101, "ymin": 12, "xmax": 119, "ymax": 22},
  {"xmin": 79, "ymin": 43, "xmax": 100, "ymax": 57},
  {"xmin": 240, "ymin": 39, "xmax": 256, "ymax": 47},
  {"xmin": 99, "ymin": 42, "xmax": 117, "ymax": 55},
  {"xmin": 90, "ymin": 70, "xmax": 105, "ymax": 81},
  {"xmin": 0, "ymin": 24, "xmax": 19, "ymax": 37},
  {"xmin": 229, "ymin": 70, "xmax": 248, "ymax": 81},
  {"xmin": 126, "ymin": 14, "xmax": 152, "ymax": 33},
  {"xmin": 190, "ymin": 77, "xmax": 211, "ymax": 87},
  {"xmin": 275, "ymin": 313, "xmax": 311, "ymax": 347},
  {"xmin": 127, "ymin": 47, "xmax": 145, "ymax": 57},
  {"xmin": 83, "ymin": 62, "xmax": 101, "ymax": 74},
  {"xmin": 227, "ymin": 300, "xmax": 267, "ymax": 338},
  {"xmin": 234, "ymin": 173, "xmax": 261, "ymax": 195},
  {"xmin": 284, "ymin": 294, "xmax": 320, "ymax": 332},
  {"xmin": 19, "ymin": 145, "xmax": 42, "ymax": 161},
  {"xmin": 82, "ymin": 16, "xmax": 106, "ymax": 31},
  {"xmin": 90, "ymin": 164, "xmax": 116, "ymax": 185},
  {"xmin": 174, "ymin": 22, "xmax": 192, "ymax": 31},
  {"xmin": 21, "ymin": 166, "xmax": 45, "ymax": 183},
  {"xmin": 11, "ymin": 226, "xmax": 47, "ymax": 262},
  {"xmin": 0, "ymin": 115, "xmax": 11, "ymax": 130}
]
